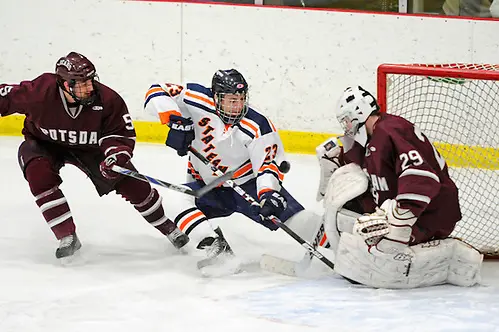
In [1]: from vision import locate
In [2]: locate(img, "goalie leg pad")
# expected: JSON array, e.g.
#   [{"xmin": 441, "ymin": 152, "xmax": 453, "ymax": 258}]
[
  {"xmin": 323, "ymin": 208, "xmax": 360, "ymax": 253},
  {"xmin": 334, "ymin": 232, "xmax": 416, "ymax": 288},
  {"xmin": 285, "ymin": 210, "xmax": 323, "ymax": 244},
  {"xmin": 337, "ymin": 208, "xmax": 360, "ymax": 234},
  {"xmin": 407, "ymin": 239, "xmax": 482, "ymax": 287},
  {"xmin": 324, "ymin": 163, "xmax": 369, "ymax": 211},
  {"xmin": 446, "ymin": 239, "xmax": 483, "ymax": 286},
  {"xmin": 323, "ymin": 163, "xmax": 367, "ymax": 252},
  {"xmin": 335, "ymin": 235, "xmax": 483, "ymax": 289}
]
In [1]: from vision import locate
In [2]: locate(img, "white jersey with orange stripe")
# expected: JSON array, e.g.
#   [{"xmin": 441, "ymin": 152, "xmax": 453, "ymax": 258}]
[{"xmin": 144, "ymin": 82, "xmax": 287, "ymax": 198}]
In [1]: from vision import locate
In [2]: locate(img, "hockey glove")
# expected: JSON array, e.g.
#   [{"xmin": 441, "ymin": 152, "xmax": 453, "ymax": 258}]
[
  {"xmin": 315, "ymin": 138, "xmax": 342, "ymax": 201},
  {"xmin": 259, "ymin": 190, "xmax": 288, "ymax": 219},
  {"xmin": 353, "ymin": 199, "xmax": 417, "ymax": 256},
  {"xmin": 99, "ymin": 147, "xmax": 132, "ymax": 180},
  {"xmin": 166, "ymin": 115, "xmax": 195, "ymax": 156}
]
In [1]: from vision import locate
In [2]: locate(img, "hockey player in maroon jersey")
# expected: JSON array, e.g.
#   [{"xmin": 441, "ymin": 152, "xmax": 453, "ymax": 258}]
[
  {"xmin": 315, "ymin": 86, "xmax": 482, "ymax": 288},
  {"xmin": 0, "ymin": 52, "xmax": 188, "ymax": 260}
]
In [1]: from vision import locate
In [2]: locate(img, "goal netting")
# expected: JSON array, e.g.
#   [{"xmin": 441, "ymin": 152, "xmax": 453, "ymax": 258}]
[{"xmin": 377, "ymin": 63, "xmax": 499, "ymax": 256}]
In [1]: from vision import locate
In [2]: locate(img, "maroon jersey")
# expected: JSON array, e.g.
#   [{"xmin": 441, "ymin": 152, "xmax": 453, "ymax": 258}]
[
  {"xmin": 0, "ymin": 73, "xmax": 136, "ymax": 155},
  {"xmin": 345, "ymin": 114, "xmax": 462, "ymax": 243}
]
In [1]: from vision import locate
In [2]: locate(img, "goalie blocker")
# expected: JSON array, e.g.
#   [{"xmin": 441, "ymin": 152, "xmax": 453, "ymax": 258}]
[{"xmin": 324, "ymin": 163, "xmax": 483, "ymax": 288}]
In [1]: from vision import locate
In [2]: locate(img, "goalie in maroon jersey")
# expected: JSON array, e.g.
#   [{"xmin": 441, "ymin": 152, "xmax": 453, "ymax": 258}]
[
  {"xmin": 315, "ymin": 86, "xmax": 482, "ymax": 288},
  {"xmin": 0, "ymin": 51, "xmax": 188, "ymax": 261}
]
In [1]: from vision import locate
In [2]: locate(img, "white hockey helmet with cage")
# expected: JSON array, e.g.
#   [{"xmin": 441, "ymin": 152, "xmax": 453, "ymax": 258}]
[{"xmin": 336, "ymin": 86, "xmax": 380, "ymax": 137}]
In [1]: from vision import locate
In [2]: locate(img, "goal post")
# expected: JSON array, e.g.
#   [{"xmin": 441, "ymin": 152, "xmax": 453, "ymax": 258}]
[{"xmin": 377, "ymin": 63, "xmax": 499, "ymax": 256}]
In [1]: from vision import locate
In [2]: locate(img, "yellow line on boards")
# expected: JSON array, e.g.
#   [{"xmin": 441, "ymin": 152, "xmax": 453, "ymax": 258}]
[{"xmin": 1, "ymin": 115, "xmax": 497, "ymax": 169}]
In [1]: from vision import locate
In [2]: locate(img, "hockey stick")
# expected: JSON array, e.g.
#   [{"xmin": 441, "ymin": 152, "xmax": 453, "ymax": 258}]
[
  {"xmin": 260, "ymin": 222, "xmax": 329, "ymax": 276},
  {"xmin": 188, "ymin": 146, "xmax": 335, "ymax": 271},
  {"xmin": 111, "ymin": 165, "xmax": 233, "ymax": 198}
]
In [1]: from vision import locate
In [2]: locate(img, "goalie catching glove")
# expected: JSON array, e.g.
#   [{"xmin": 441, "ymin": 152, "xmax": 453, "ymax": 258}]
[
  {"xmin": 354, "ymin": 199, "xmax": 417, "ymax": 255},
  {"xmin": 315, "ymin": 137, "xmax": 342, "ymax": 201}
]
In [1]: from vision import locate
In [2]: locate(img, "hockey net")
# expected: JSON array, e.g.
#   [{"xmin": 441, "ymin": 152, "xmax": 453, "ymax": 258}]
[{"xmin": 377, "ymin": 64, "xmax": 499, "ymax": 256}]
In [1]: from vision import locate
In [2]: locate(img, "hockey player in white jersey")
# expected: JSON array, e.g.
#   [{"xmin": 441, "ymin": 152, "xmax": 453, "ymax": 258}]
[{"xmin": 144, "ymin": 69, "xmax": 327, "ymax": 270}]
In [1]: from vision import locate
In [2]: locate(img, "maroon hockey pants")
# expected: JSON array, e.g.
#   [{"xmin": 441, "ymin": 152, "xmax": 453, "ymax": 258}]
[{"xmin": 18, "ymin": 140, "xmax": 173, "ymax": 239}]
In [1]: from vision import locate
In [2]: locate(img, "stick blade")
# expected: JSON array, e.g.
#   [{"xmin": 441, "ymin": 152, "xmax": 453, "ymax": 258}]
[
  {"xmin": 260, "ymin": 251, "xmax": 337, "ymax": 278},
  {"xmin": 260, "ymin": 254, "xmax": 300, "ymax": 277}
]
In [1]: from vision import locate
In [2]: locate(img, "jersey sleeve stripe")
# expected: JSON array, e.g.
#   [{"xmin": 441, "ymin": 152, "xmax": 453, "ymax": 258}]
[
  {"xmin": 144, "ymin": 91, "xmax": 168, "ymax": 108},
  {"xmin": 259, "ymin": 163, "xmax": 284, "ymax": 181},
  {"xmin": 185, "ymin": 91, "xmax": 215, "ymax": 107},
  {"xmin": 233, "ymin": 161, "xmax": 253, "ymax": 179},
  {"xmin": 396, "ymin": 193, "xmax": 431, "ymax": 204},
  {"xmin": 258, "ymin": 187, "xmax": 273, "ymax": 199},
  {"xmin": 400, "ymin": 168, "xmax": 440, "ymax": 182},
  {"xmin": 98, "ymin": 135, "xmax": 136, "ymax": 146},
  {"xmin": 244, "ymin": 108, "xmax": 276, "ymax": 136},
  {"xmin": 240, "ymin": 119, "xmax": 260, "ymax": 138},
  {"xmin": 158, "ymin": 110, "xmax": 181, "ymax": 125},
  {"xmin": 237, "ymin": 125, "xmax": 256, "ymax": 139},
  {"xmin": 184, "ymin": 99, "xmax": 216, "ymax": 115},
  {"xmin": 259, "ymin": 169, "xmax": 284, "ymax": 184},
  {"xmin": 186, "ymin": 83, "xmax": 213, "ymax": 96},
  {"xmin": 145, "ymin": 87, "xmax": 164, "ymax": 99}
]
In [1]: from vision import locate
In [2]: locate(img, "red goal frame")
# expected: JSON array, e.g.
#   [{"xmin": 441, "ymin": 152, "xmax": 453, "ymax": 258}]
[{"xmin": 377, "ymin": 63, "xmax": 499, "ymax": 113}]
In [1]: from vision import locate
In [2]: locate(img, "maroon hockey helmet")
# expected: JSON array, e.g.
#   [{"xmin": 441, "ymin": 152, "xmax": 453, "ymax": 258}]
[
  {"xmin": 55, "ymin": 52, "xmax": 96, "ymax": 82},
  {"xmin": 55, "ymin": 52, "xmax": 98, "ymax": 105}
]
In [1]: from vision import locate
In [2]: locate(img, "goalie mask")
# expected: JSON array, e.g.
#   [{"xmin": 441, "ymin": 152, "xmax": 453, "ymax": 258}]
[
  {"xmin": 55, "ymin": 52, "xmax": 99, "ymax": 106},
  {"xmin": 211, "ymin": 69, "xmax": 249, "ymax": 125},
  {"xmin": 336, "ymin": 86, "xmax": 380, "ymax": 138}
]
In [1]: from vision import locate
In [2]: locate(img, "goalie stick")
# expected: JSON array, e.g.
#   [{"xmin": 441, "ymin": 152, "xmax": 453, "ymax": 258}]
[
  {"xmin": 188, "ymin": 146, "xmax": 335, "ymax": 272},
  {"xmin": 111, "ymin": 165, "xmax": 233, "ymax": 197}
]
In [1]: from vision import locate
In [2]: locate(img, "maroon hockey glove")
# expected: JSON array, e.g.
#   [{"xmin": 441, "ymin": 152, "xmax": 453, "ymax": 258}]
[{"xmin": 99, "ymin": 147, "xmax": 132, "ymax": 179}]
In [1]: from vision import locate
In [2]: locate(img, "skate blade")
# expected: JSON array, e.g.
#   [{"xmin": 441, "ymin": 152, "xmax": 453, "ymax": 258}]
[
  {"xmin": 58, "ymin": 249, "xmax": 85, "ymax": 267},
  {"xmin": 198, "ymin": 255, "xmax": 243, "ymax": 278},
  {"xmin": 174, "ymin": 236, "xmax": 190, "ymax": 251}
]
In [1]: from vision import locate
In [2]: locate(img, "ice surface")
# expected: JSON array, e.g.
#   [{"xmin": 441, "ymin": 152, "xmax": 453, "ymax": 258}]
[{"xmin": 0, "ymin": 136, "xmax": 498, "ymax": 332}]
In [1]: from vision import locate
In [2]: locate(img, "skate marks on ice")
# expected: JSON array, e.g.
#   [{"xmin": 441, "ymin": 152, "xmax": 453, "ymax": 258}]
[{"xmin": 228, "ymin": 276, "xmax": 499, "ymax": 331}]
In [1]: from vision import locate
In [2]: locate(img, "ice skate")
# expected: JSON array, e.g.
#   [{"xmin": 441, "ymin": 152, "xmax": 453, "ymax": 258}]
[
  {"xmin": 166, "ymin": 227, "xmax": 190, "ymax": 250},
  {"xmin": 196, "ymin": 227, "xmax": 241, "ymax": 276},
  {"xmin": 56, "ymin": 233, "xmax": 82, "ymax": 265}
]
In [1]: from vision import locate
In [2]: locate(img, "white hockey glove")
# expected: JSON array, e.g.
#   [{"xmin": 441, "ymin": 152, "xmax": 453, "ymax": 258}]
[
  {"xmin": 315, "ymin": 137, "xmax": 342, "ymax": 201},
  {"xmin": 353, "ymin": 199, "xmax": 417, "ymax": 256}
]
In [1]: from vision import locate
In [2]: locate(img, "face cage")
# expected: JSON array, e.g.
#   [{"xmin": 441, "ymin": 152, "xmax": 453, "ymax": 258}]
[
  {"xmin": 339, "ymin": 115, "xmax": 360, "ymax": 138},
  {"xmin": 68, "ymin": 74, "xmax": 99, "ymax": 106},
  {"xmin": 215, "ymin": 92, "xmax": 249, "ymax": 125}
]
